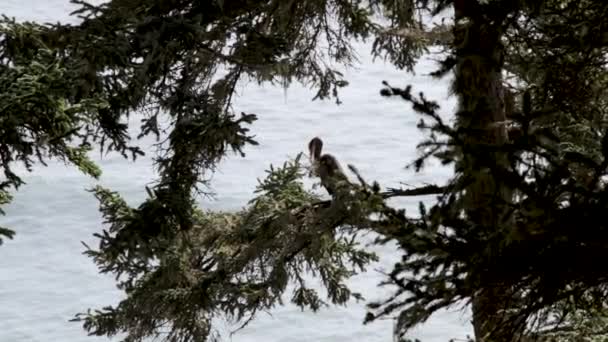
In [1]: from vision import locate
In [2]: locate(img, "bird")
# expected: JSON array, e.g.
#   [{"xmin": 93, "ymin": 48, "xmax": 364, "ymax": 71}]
[{"xmin": 308, "ymin": 137, "xmax": 349, "ymax": 196}]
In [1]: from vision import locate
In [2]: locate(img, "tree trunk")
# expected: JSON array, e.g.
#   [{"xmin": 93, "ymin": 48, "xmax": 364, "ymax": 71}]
[{"xmin": 451, "ymin": 1, "xmax": 517, "ymax": 341}]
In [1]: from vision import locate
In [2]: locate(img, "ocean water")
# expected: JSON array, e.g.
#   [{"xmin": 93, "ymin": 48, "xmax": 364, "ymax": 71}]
[{"xmin": 0, "ymin": 2, "xmax": 472, "ymax": 341}]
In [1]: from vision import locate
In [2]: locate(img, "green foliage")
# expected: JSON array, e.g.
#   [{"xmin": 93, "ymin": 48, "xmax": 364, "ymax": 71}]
[
  {"xmin": 0, "ymin": 187, "xmax": 14, "ymax": 245},
  {"xmin": 0, "ymin": 17, "xmax": 109, "ymax": 242},
  {"xmin": 4, "ymin": 0, "xmax": 608, "ymax": 341},
  {"xmin": 370, "ymin": 1, "xmax": 608, "ymax": 339},
  {"xmin": 0, "ymin": 18, "xmax": 106, "ymax": 181},
  {"xmin": 73, "ymin": 155, "xmax": 381, "ymax": 341},
  {"xmin": 0, "ymin": 1, "xmax": 432, "ymax": 338},
  {"xmin": 528, "ymin": 295, "xmax": 608, "ymax": 342}
]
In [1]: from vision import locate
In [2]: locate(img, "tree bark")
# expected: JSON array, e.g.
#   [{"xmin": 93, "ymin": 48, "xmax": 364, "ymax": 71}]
[{"xmin": 451, "ymin": 1, "xmax": 517, "ymax": 341}]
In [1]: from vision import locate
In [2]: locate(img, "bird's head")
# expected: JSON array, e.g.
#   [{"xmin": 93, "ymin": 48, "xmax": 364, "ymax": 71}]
[{"xmin": 308, "ymin": 137, "xmax": 323, "ymax": 161}]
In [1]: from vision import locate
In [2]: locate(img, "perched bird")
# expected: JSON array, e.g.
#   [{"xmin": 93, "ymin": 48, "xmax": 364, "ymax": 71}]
[{"xmin": 308, "ymin": 137, "xmax": 349, "ymax": 196}]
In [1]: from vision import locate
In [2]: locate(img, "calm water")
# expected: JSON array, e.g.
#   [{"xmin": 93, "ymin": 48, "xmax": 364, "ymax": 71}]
[{"xmin": 0, "ymin": 2, "xmax": 471, "ymax": 341}]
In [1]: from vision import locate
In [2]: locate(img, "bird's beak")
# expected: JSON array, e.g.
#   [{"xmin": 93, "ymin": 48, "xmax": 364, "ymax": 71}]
[
  {"xmin": 307, "ymin": 145, "xmax": 316, "ymax": 177},
  {"xmin": 308, "ymin": 145, "xmax": 316, "ymax": 162}
]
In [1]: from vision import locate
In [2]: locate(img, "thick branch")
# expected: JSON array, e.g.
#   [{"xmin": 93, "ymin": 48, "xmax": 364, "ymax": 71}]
[{"xmin": 381, "ymin": 184, "xmax": 449, "ymax": 198}]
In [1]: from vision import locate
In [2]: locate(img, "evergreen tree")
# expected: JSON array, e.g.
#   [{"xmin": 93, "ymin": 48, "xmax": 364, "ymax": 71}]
[
  {"xmin": 0, "ymin": 17, "xmax": 108, "ymax": 244},
  {"xmin": 2, "ymin": 1, "xmax": 608, "ymax": 342}
]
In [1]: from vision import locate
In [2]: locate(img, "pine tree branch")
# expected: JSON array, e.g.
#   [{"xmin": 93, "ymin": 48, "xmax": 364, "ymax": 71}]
[
  {"xmin": 380, "ymin": 24, "xmax": 454, "ymax": 46},
  {"xmin": 381, "ymin": 184, "xmax": 449, "ymax": 198}
]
